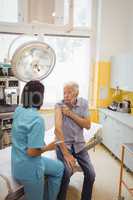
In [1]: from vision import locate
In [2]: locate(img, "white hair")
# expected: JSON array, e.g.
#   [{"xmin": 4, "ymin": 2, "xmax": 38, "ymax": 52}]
[{"xmin": 64, "ymin": 81, "xmax": 79, "ymax": 94}]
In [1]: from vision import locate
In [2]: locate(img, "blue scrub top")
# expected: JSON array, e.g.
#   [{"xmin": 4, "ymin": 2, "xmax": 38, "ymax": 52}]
[{"xmin": 11, "ymin": 106, "xmax": 45, "ymax": 181}]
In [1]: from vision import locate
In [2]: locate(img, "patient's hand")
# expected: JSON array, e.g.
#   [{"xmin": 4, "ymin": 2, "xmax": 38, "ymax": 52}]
[
  {"xmin": 64, "ymin": 153, "xmax": 76, "ymax": 171},
  {"xmin": 62, "ymin": 105, "xmax": 72, "ymax": 117}
]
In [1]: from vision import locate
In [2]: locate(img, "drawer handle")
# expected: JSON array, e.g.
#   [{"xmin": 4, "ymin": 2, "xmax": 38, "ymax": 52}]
[{"xmin": 104, "ymin": 115, "xmax": 107, "ymax": 120}]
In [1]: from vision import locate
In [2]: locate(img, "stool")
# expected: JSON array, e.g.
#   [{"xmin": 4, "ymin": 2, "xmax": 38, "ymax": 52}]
[{"xmin": 118, "ymin": 143, "xmax": 133, "ymax": 200}]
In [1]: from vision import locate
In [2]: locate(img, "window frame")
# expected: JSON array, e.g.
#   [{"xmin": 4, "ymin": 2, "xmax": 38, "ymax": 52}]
[
  {"xmin": 0, "ymin": 0, "xmax": 92, "ymax": 37},
  {"xmin": 0, "ymin": 0, "xmax": 93, "ymax": 108}
]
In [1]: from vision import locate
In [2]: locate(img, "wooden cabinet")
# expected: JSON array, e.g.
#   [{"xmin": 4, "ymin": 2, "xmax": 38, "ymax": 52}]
[
  {"xmin": 111, "ymin": 54, "xmax": 133, "ymax": 92},
  {"xmin": 99, "ymin": 109, "xmax": 133, "ymax": 172}
]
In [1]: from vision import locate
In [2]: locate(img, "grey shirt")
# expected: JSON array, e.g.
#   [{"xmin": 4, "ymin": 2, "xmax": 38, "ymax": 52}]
[{"xmin": 55, "ymin": 97, "xmax": 89, "ymax": 153}]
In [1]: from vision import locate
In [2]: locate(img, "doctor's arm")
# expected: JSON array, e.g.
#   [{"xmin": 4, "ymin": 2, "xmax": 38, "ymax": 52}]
[
  {"xmin": 27, "ymin": 117, "xmax": 56, "ymax": 157},
  {"xmin": 27, "ymin": 141, "xmax": 56, "ymax": 157}
]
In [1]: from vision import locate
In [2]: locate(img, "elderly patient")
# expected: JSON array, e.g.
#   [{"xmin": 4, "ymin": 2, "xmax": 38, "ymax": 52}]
[
  {"xmin": 55, "ymin": 81, "xmax": 96, "ymax": 200},
  {"xmin": 11, "ymin": 80, "xmax": 64, "ymax": 200}
]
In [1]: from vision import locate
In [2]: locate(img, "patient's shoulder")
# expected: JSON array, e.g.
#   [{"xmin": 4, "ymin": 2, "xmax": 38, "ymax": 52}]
[
  {"xmin": 55, "ymin": 100, "xmax": 64, "ymax": 109},
  {"xmin": 77, "ymin": 97, "xmax": 88, "ymax": 106}
]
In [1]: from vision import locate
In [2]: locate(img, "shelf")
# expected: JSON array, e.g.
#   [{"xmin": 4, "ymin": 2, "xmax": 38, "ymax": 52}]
[{"xmin": 1, "ymin": 127, "xmax": 12, "ymax": 130}]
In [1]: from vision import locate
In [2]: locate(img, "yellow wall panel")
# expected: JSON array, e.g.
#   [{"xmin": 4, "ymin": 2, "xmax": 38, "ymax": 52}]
[
  {"xmin": 90, "ymin": 109, "xmax": 99, "ymax": 123},
  {"xmin": 97, "ymin": 61, "xmax": 112, "ymax": 108}
]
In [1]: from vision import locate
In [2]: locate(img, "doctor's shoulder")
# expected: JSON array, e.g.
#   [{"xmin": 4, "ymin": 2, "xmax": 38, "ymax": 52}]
[{"xmin": 12, "ymin": 105, "xmax": 23, "ymax": 118}]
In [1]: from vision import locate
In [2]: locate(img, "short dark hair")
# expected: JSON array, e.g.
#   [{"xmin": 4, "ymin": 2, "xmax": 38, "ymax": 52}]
[{"xmin": 21, "ymin": 80, "xmax": 44, "ymax": 109}]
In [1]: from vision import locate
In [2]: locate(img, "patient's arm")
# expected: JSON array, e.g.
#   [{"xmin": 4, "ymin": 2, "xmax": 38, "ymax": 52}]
[
  {"xmin": 55, "ymin": 107, "xmax": 76, "ymax": 169},
  {"xmin": 55, "ymin": 107, "xmax": 70, "ymax": 156}
]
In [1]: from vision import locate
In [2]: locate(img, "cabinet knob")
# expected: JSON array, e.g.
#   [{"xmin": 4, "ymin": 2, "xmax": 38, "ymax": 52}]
[{"xmin": 104, "ymin": 115, "xmax": 107, "ymax": 120}]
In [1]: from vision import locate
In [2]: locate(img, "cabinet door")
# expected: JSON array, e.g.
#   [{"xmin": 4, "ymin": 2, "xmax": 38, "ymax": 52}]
[
  {"xmin": 99, "ymin": 111, "xmax": 133, "ymax": 171},
  {"xmin": 99, "ymin": 112, "xmax": 116, "ymax": 152},
  {"xmin": 115, "ymin": 123, "xmax": 133, "ymax": 171},
  {"xmin": 111, "ymin": 54, "xmax": 133, "ymax": 92},
  {"xmin": 99, "ymin": 111, "xmax": 108, "ymax": 147},
  {"xmin": 111, "ymin": 56, "xmax": 122, "ymax": 89},
  {"xmin": 109, "ymin": 120, "xmax": 133, "ymax": 171},
  {"xmin": 125, "ymin": 55, "xmax": 133, "ymax": 91}
]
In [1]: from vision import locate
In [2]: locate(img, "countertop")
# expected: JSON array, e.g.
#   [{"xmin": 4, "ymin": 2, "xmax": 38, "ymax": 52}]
[{"xmin": 99, "ymin": 108, "xmax": 133, "ymax": 129}]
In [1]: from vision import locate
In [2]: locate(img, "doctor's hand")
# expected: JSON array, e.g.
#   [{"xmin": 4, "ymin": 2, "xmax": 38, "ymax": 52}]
[{"xmin": 42, "ymin": 141, "xmax": 56, "ymax": 152}]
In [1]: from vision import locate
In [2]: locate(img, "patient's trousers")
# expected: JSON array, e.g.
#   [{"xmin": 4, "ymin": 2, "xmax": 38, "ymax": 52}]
[{"xmin": 56, "ymin": 146, "xmax": 96, "ymax": 200}]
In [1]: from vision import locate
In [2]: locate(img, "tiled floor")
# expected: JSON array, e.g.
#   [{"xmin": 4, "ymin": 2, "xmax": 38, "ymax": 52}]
[{"xmin": 67, "ymin": 144, "xmax": 133, "ymax": 200}]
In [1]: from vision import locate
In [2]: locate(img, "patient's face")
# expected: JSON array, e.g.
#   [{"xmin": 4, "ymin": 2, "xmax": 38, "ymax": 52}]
[{"xmin": 64, "ymin": 86, "xmax": 77, "ymax": 106}]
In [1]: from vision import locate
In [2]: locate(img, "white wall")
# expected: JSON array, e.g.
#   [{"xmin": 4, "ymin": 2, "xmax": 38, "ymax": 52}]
[
  {"xmin": 90, "ymin": 0, "xmax": 98, "ymax": 62},
  {"xmin": 128, "ymin": 0, "xmax": 133, "ymax": 51},
  {"xmin": 95, "ymin": 0, "xmax": 133, "ymax": 60}
]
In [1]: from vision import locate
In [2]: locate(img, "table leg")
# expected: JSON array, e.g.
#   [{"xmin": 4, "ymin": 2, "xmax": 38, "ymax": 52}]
[{"xmin": 118, "ymin": 145, "xmax": 125, "ymax": 200}]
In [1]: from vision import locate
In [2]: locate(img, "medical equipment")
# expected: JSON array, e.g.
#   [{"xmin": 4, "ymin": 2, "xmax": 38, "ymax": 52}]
[
  {"xmin": 11, "ymin": 40, "xmax": 56, "ymax": 82},
  {"xmin": 0, "ymin": 35, "xmax": 56, "ymax": 149},
  {"xmin": 0, "ymin": 63, "xmax": 19, "ymax": 106},
  {"xmin": 8, "ymin": 35, "xmax": 56, "ymax": 82}
]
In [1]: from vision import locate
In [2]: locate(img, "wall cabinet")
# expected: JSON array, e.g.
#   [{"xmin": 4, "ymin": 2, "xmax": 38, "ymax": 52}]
[
  {"xmin": 99, "ymin": 109, "xmax": 133, "ymax": 172},
  {"xmin": 111, "ymin": 54, "xmax": 133, "ymax": 92}
]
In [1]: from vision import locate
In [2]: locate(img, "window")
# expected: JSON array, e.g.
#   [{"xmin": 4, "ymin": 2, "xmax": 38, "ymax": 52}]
[
  {"xmin": 43, "ymin": 36, "xmax": 90, "ymax": 107},
  {"xmin": 0, "ymin": 0, "xmax": 92, "ymax": 30},
  {"xmin": 0, "ymin": 0, "xmax": 18, "ymax": 23},
  {"xmin": 74, "ymin": 0, "xmax": 92, "ymax": 28},
  {"xmin": 0, "ymin": 34, "xmax": 90, "ymax": 108}
]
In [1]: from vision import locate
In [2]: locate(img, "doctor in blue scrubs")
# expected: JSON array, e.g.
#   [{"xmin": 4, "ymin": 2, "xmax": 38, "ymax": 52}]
[{"xmin": 11, "ymin": 80, "xmax": 64, "ymax": 200}]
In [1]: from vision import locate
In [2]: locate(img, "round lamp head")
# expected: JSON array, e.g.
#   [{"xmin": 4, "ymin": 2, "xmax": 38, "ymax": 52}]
[{"xmin": 11, "ymin": 41, "xmax": 56, "ymax": 82}]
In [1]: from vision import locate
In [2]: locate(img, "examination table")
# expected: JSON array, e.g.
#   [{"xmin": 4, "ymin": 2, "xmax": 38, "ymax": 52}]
[{"xmin": 0, "ymin": 122, "xmax": 102, "ymax": 200}]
